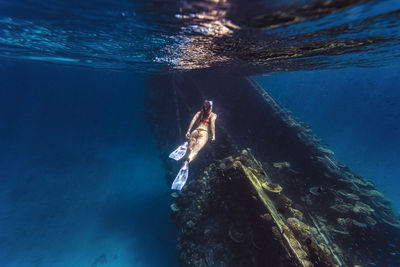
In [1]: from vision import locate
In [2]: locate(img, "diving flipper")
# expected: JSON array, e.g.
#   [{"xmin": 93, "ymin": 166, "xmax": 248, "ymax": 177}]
[
  {"xmin": 169, "ymin": 142, "xmax": 188, "ymax": 161},
  {"xmin": 171, "ymin": 161, "xmax": 189, "ymax": 190}
]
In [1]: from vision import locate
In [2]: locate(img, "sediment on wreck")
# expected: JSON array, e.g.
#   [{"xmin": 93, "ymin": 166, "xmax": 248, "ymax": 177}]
[
  {"xmin": 172, "ymin": 150, "xmax": 341, "ymax": 266},
  {"xmin": 145, "ymin": 71, "xmax": 400, "ymax": 266}
]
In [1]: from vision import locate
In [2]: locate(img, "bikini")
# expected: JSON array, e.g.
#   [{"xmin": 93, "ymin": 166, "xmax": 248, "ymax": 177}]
[
  {"xmin": 196, "ymin": 114, "xmax": 211, "ymax": 133},
  {"xmin": 196, "ymin": 128, "xmax": 208, "ymax": 133}
]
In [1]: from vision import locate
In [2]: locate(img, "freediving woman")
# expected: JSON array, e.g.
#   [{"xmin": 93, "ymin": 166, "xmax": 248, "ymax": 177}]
[{"xmin": 169, "ymin": 100, "xmax": 217, "ymax": 190}]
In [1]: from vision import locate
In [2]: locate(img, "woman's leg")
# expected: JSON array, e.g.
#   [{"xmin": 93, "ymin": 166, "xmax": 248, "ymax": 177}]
[
  {"xmin": 187, "ymin": 131, "xmax": 208, "ymax": 163},
  {"xmin": 188, "ymin": 130, "xmax": 199, "ymax": 152}
]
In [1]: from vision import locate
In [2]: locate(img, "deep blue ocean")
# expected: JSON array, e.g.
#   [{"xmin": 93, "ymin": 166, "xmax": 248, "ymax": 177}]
[
  {"xmin": 0, "ymin": 61, "xmax": 177, "ymax": 266},
  {"xmin": 256, "ymin": 62, "xmax": 400, "ymax": 214},
  {"xmin": 1, "ymin": 0, "xmax": 400, "ymax": 266}
]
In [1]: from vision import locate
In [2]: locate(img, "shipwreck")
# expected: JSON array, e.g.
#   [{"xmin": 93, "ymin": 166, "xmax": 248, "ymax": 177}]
[{"xmin": 145, "ymin": 71, "xmax": 400, "ymax": 267}]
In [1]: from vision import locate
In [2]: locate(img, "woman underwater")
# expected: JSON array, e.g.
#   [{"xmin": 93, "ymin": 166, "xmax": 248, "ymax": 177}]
[{"xmin": 169, "ymin": 100, "xmax": 217, "ymax": 190}]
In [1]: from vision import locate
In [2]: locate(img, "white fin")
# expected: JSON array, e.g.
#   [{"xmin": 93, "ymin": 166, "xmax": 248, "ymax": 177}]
[
  {"xmin": 171, "ymin": 161, "xmax": 189, "ymax": 190},
  {"xmin": 169, "ymin": 142, "xmax": 188, "ymax": 161}
]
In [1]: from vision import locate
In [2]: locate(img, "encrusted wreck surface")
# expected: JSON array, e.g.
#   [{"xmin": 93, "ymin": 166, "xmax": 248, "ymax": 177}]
[
  {"xmin": 145, "ymin": 71, "xmax": 400, "ymax": 266},
  {"xmin": 172, "ymin": 150, "xmax": 338, "ymax": 266},
  {"xmin": 172, "ymin": 150, "xmax": 400, "ymax": 266}
]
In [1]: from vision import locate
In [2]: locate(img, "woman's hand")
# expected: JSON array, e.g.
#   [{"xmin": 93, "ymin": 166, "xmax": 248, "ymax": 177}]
[
  {"xmin": 211, "ymin": 135, "xmax": 216, "ymax": 142},
  {"xmin": 186, "ymin": 132, "xmax": 191, "ymax": 139}
]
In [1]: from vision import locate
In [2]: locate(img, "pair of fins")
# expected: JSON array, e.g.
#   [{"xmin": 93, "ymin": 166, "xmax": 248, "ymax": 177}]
[{"xmin": 169, "ymin": 142, "xmax": 189, "ymax": 190}]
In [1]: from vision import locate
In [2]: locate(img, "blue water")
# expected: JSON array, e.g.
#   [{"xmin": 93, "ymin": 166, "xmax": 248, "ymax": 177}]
[
  {"xmin": 0, "ymin": 61, "xmax": 177, "ymax": 266},
  {"xmin": 256, "ymin": 62, "xmax": 400, "ymax": 214},
  {"xmin": 1, "ymin": 0, "xmax": 400, "ymax": 265}
]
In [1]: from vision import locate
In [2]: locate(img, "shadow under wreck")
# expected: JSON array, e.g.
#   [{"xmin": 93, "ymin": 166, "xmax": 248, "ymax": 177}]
[{"xmin": 145, "ymin": 71, "xmax": 400, "ymax": 267}]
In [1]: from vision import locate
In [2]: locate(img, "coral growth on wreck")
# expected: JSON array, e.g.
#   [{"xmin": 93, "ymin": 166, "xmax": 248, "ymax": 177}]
[{"xmin": 171, "ymin": 150, "xmax": 400, "ymax": 266}]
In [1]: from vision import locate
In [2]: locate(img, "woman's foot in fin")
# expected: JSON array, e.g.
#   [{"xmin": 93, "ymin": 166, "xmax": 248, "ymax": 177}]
[
  {"xmin": 171, "ymin": 161, "xmax": 189, "ymax": 190},
  {"xmin": 169, "ymin": 142, "xmax": 188, "ymax": 161}
]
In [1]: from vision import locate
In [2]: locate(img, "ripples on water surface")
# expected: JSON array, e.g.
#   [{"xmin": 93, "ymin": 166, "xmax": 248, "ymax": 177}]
[{"xmin": 0, "ymin": 0, "xmax": 399, "ymax": 73}]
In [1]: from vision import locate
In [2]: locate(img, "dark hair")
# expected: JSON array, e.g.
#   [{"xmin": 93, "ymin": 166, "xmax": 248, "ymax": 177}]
[{"xmin": 198, "ymin": 101, "xmax": 212, "ymax": 122}]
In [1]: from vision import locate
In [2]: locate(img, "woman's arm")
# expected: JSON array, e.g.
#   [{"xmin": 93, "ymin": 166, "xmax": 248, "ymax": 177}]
[
  {"xmin": 186, "ymin": 112, "xmax": 200, "ymax": 138},
  {"xmin": 211, "ymin": 113, "xmax": 217, "ymax": 141}
]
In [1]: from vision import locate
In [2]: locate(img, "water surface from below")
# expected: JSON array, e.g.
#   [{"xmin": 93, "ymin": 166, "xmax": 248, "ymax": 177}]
[{"xmin": 1, "ymin": 0, "xmax": 399, "ymax": 73}]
